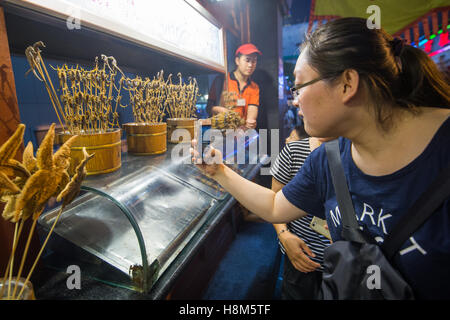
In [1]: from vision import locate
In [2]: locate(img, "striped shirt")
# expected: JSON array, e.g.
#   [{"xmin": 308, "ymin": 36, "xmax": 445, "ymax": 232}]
[{"xmin": 270, "ymin": 138, "xmax": 331, "ymax": 271}]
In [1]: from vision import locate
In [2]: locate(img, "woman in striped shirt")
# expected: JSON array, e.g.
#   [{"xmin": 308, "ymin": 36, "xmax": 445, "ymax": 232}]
[{"xmin": 271, "ymin": 127, "xmax": 331, "ymax": 299}]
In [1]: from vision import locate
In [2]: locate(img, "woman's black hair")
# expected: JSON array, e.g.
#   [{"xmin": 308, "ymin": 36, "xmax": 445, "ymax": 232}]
[
  {"xmin": 295, "ymin": 124, "xmax": 309, "ymax": 139},
  {"xmin": 302, "ymin": 17, "xmax": 450, "ymax": 130}
]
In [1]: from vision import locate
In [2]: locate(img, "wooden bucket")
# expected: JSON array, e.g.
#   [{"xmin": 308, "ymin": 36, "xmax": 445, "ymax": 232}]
[
  {"xmin": 59, "ymin": 129, "xmax": 122, "ymax": 176},
  {"xmin": 123, "ymin": 122, "xmax": 167, "ymax": 155},
  {"xmin": 167, "ymin": 118, "xmax": 196, "ymax": 144}
]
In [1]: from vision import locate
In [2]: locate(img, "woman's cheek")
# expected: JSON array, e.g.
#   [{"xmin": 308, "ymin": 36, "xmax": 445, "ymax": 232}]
[{"xmin": 299, "ymin": 104, "xmax": 312, "ymax": 122}]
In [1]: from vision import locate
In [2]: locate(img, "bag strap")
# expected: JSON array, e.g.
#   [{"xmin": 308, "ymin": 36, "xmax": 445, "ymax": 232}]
[
  {"xmin": 325, "ymin": 139, "xmax": 367, "ymax": 243},
  {"xmin": 325, "ymin": 139, "xmax": 450, "ymax": 257},
  {"xmin": 382, "ymin": 163, "xmax": 450, "ymax": 260}
]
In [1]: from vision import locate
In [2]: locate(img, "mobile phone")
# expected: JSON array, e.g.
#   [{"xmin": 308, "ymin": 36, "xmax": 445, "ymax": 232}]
[{"xmin": 310, "ymin": 216, "xmax": 332, "ymax": 240}]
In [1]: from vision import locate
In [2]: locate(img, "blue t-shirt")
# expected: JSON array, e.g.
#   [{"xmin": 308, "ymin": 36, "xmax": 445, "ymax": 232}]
[{"xmin": 282, "ymin": 117, "xmax": 450, "ymax": 299}]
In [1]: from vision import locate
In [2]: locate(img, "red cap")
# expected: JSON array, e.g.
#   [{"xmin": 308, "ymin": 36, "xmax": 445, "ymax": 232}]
[{"xmin": 235, "ymin": 43, "xmax": 262, "ymax": 56}]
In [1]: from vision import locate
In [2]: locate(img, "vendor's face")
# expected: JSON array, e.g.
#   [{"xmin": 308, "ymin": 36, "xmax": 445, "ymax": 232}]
[
  {"xmin": 292, "ymin": 50, "xmax": 348, "ymax": 138},
  {"xmin": 235, "ymin": 53, "xmax": 258, "ymax": 77}
]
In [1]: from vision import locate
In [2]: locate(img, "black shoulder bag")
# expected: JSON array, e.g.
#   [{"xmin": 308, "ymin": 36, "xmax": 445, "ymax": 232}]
[{"xmin": 320, "ymin": 139, "xmax": 450, "ymax": 300}]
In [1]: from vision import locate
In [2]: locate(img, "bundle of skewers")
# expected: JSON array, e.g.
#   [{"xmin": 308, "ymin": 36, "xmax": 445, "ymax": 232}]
[
  {"xmin": 0, "ymin": 124, "xmax": 93, "ymax": 300},
  {"xmin": 165, "ymin": 73, "xmax": 199, "ymax": 119},
  {"xmin": 123, "ymin": 70, "xmax": 167, "ymax": 124},
  {"xmin": 25, "ymin": 41, "xmax": 125, "ymax": 135},
  {"xmin": 211, "ymin": 110, "xmax": 245, "ymax": 130},
  {"xmin": 221, "ymin": 91, "xmax": 239, "ymax": 110},
  {"xmin": 212, "ymin": 71, "xmax": 246, "ymax": 129}
]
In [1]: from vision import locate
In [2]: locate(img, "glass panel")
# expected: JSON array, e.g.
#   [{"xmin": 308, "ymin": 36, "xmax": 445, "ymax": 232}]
[
  {"xmin": 39, "ymin": 192, "xmax": 142, "ymax": 280},
  {"xmin": 166, "ymin": 163, "xmax": 227, "ymax": 200},
  {"xmin": 107, "ymin": 166, "xmax": 215, "ymax": 271},
  {"xmin": 39, "ymin": 164, "xmax": 216, "ymax": 291}
]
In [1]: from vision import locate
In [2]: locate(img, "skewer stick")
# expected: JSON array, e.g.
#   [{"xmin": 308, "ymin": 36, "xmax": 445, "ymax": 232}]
[
  {"xmin": 11, "ymin": 219, "xmax": 37, "ymax": 299},
  {"xmin": 35, "ymin": 51, "xmax": 66, "ymax": 132},
  {"xmin": 17, "ymin": 206, "xmax": 65, "ymax": 300},
  {"xmin": 6, "ymin": 222, "xmax": 19, "ymax": 299},
  {"xmin": 33, "ymin": 60, "xmax": 66, "ymax": 131}
]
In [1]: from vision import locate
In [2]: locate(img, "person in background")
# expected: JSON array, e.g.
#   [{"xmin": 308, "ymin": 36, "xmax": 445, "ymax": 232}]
[
  {"xmin": 272, "ymin": 120, "xmax": 333, "ymax": 299},
  {"xmin": 193, "ymin": 17, "xmax": 450, "ymax": 299},
  {"xmin": 285, "ymin": 125, "xmax": 307, "ymax": 144},
  {"xmin": 206, "ymin": 43, "xmax": 262, "ymax": 130}
]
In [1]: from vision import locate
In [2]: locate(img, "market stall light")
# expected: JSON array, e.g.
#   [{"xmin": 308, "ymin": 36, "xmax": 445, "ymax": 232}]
[
  {"xmin": 429, "ymin": 44, "xmax": 450, "ymax": 57},
  {"xmin": 5, "ymin": 0, "xmax": 226, "ymax": 70},
  {"xmin": 439, "ymin": 31, "xmax": 449, "ymax": 47},
  {"xmin": 419, "ymin": 39, "xmax": 428, "ymax": 46},
  {"xmin": 424, "ymin": 39, "xmax": 433, "ymax": 53},
  {"xmin": 427, "ymin": 27, "xmax": 449, "ymax": 41}
]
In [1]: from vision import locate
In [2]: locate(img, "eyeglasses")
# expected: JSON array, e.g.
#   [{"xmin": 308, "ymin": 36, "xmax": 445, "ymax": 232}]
[{"xmin": 290, "ymin": 77, "xmax": 324, "ymax": 100}]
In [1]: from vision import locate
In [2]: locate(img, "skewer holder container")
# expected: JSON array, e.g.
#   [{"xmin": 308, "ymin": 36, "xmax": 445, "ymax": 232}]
[
  {"xmin": 59, "ymin": 129, "xmax": 122, "ymax": 176},
  {"xmin": 123, "ymin": 122, "xmax": 167, "ymax": 155},
  {"xmin": 167, "ymin": 118, "xmax": 196, "ymax": 144}
]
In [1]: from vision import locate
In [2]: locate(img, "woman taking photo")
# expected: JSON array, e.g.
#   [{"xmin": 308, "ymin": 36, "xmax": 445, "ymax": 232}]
[{"xmin": 192, "ymin": 17, "xmax": 450, "ymax": 299}]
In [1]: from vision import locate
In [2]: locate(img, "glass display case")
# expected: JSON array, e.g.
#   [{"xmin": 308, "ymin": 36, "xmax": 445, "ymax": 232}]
[{"xmin": 38, "ymin": 138, "xmax": 268, "ymax": 294}]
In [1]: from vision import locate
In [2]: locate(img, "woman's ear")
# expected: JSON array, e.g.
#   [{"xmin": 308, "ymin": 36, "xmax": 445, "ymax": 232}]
[{"xmin": 340, "ymin": 69, "xmax": 359, "ymax": 104}]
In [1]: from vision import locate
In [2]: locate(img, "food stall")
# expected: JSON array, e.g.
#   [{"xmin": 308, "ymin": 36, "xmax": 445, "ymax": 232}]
[{"xmin": 0, "ymin": 0, "xmax": 269, "ymax": 299}]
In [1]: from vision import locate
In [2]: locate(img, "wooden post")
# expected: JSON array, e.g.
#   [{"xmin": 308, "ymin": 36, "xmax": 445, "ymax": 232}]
[
  {"xmin": 245, "ymin": 2, "xmax": 251, "ymax": 43},
  {"xmin": 240, "ymin": 2, "xmax": 245, "ymax": 43},
  {"xmin": 0, "ymin": 7, "xmax": 40, "ymax": 281},
  {"xmin": 239, "ymin": 1, "xmax": 251, "ymax": 43}
]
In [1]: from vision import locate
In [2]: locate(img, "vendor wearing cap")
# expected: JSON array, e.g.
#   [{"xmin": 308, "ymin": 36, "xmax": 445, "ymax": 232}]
[{"xmin": 206, "ymin": 43, "xmax": 262, "ymax": 129}]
